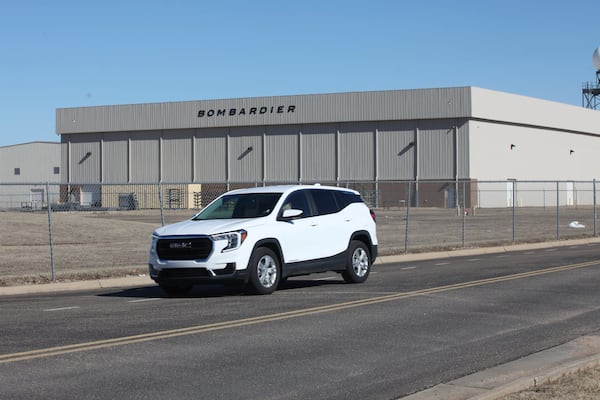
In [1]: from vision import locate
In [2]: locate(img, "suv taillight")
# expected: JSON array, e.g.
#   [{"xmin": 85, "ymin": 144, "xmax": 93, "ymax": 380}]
[{"xmin": 370, "ymin": 209, "xmax": 376, "ymax": 223}]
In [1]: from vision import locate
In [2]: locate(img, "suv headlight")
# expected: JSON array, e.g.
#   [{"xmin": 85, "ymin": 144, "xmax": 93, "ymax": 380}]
[
  {"xmin": 150, "ymin": 233, "xmax": 159, "ymax": 255},
  {"xmin": 211, "ymin": 229, "xmax": 247, "ymax": 252}
]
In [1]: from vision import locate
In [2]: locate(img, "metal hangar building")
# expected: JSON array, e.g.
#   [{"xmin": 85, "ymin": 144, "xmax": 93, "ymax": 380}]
[{"xmin": 55, "ymin": 86, "xmax": 600, "ymax": 208}]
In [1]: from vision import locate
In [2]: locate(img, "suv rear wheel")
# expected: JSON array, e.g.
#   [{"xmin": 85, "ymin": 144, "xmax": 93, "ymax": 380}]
[
  {"xmin": 247, "ymin": 247, "xmax": 280, "ymax": 295},
  {"xmin": 342, "ymin": 240, "xmax": 371, "ymax": 283}
]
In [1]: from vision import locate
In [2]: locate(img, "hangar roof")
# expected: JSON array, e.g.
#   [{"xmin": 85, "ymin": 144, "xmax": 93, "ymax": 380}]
[{"xmin": 56, "ymin": 87, "xmax": 600, "ymax": 136}]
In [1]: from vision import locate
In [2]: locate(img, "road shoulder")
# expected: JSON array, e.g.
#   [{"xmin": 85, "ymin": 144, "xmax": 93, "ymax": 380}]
[{"xmin": 401, "ymin": 335, "xmax": 600, "ymax": 400}]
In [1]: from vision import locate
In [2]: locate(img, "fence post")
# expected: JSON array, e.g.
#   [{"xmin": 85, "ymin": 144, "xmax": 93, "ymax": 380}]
[
  {"xmin": 414, "ymin": 180, "xmax": 419, "ymax": 210},
  {"xmin": 512, "ymin": 181, "xmax": 516, "ymax": 243},
  {"xmin": 404, "ymin": 182, "xmax": 411, "ymax": 253},
  {"xmin": 461, "ymin": 181, "xmax": 466, "ymax": 247},
  {"xmin": 556, "ymin": 181, "xmax": 560, "ymax": 240},
  {"xmin": 46, "ymin": 182, "xmax": 56, "ymax": 282},
  {"xmin": 543, "ymin": 188, "xmax": 546, "ymax": 209},
  {"xmin": 158, "ymin": 182, "xmax": 165, "ymax": 227},
  {"xmin": 594, "ymin": 179, "xmax": 598, "ymax": 237}
]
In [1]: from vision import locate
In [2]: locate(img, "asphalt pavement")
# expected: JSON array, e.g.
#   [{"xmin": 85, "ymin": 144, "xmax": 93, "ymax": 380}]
[{"xmin": 2, "ymin": 237, "xmax": 600, "ymax": 400}]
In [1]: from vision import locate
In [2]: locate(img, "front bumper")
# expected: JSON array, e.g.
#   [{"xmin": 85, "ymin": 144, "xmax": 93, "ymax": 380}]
[{"xmin": 149, "ymin": 262, "xmax": 249, "ymax": 285}]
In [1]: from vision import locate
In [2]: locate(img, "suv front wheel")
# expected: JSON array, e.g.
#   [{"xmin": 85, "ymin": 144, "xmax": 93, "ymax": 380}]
[
  {"xmin": 247, "ymin": 247, "xmax": 280, "ymax": 295},
  {"xmin": 342, "ymin": 240, "xmax": 371, "ymax": 284}
]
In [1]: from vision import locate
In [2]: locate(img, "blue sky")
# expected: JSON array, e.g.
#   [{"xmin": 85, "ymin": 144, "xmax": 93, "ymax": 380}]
[{"xmin": 1, "ymin": 0, "xmax": 599, "ymax": 147}]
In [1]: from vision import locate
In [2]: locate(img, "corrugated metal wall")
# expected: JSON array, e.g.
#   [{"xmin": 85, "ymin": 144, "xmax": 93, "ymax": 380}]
[
  {"xmin": 62, "ymin": 119, "xmax": 469, "ymax": 184},
  {"xmin": 57, "ymin": 88, "xmax": 473, "ymax": 134},
  {"xmin": 61, "ymin": 141, "xmax": 69, "ymax": 182},
  {"xmin": 162, "ymin": 129, "xmax": 193, "ymax": 182},
  {"xmin": 377, "ymin": 121, "xmax": 416, "ymax": 180},
  {"xmin": 457, "ymin": 122, "xmax": 470, "ymax": 178},
  {"xmin": 55, "ymin": 87, "xmax": 600, "ymax": 187},
  {"xmin": 194, "ymin": 128, "xmax": 227, "ymax": 182},
  {"xmin": 265, "ymin": 125, "xmax": 299, "ymax": 182},
  {"xmin": 339, "ymin": 122, "xmax": 374, "ymax": 180},
  {"xmin": 301, "ymin": 124, "xmax": 337, "ymax": 181},
  {"xmin": 229, "ymin": 127, "xmax": 263, "ymax": 182},
  {"xmin": 70, "ymin": 134, "xmax": 101, "ymax": 182},
  {"xmin": 102, "ymin": 133, "xmax": 129, "ymax": 183},
  {"xmin": 130, "ymin": 131, "xmax": 160, "ymax": 183},
  {"xmin": 418, "ymin": 120, "xmax": 456, "ymax": 179}
]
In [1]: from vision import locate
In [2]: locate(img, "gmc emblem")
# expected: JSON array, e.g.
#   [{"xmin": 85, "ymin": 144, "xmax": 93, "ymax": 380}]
[{"xmin": 170, "ymin": 242, "xmax": 192, "ymax": 249}]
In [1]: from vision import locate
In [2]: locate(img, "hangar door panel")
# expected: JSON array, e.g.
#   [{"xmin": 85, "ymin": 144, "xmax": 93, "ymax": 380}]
[
  {"xmin": 229, "ymin": 127, "xmax": 263, "ymax": 182},
  {"xmin": 265, "ymin": 126, "xmax": 299, "ymax": 182},
  {"xmin": 339, "ymin": 123, "xmax": 374, "ymax": 180},
  {"xmin": 70, "ymin": 135, "xmax": 101, "ymax": 182},
  {"xmin": 194, "ymin": 129, "xmax": 227, "ymax": 182},
  {"xmin": 419, "ymin": 128, "xmax": 455, "ymax": 179},
  {"xmin": 103, "ymin": 133, "xmax": 129, "ymax": 183},
  {"xmin": 162, "ymin": 130, "xmax": 192, "ymax": 182},
  {"xmin": 130, "ymin": 131, "xmax": 160, "ymax": 183},
  {"xmin": 301, "ymin": 124, "xmax": 336, "ymax": 182},
  {"xmin": 61, "ymin": 141, "xmax": 69, "ymax": 182},
  {"xmin": 377, "ymin": 122, "xmax": 416, "ymax": 180}
]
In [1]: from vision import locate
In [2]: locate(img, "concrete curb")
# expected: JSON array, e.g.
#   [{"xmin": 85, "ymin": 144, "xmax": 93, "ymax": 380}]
[
  {"xmin": 375, "ymin": 236, "xmax": 600, "ymax": 265},
  {"xmin": 0, "ymin": 275, "xmax": 153, "ymax": 296}
]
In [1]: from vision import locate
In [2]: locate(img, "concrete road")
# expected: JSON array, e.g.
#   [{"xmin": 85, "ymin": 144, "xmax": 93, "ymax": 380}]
[{"xmin": 2, "ymin": 243, "xmax": 600, "ymax": 399}]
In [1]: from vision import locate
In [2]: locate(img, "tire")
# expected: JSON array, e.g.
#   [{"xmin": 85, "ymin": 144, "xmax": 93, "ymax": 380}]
[
  {"xmin": 159, "ymin": 282, "xmax": 193, "ymax": 297},
  {"xmin": 247, "ymin": 247, "xmax": 280, "ymax": 295},
  {"xmin": 342, "ymin": 240, "xmax": 371, "ymax": 284}
]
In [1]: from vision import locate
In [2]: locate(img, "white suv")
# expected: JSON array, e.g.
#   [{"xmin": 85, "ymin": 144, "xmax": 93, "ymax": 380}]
[{"xmin": 148, "ymin": 185, "xmax": 378, "ymax": 295}]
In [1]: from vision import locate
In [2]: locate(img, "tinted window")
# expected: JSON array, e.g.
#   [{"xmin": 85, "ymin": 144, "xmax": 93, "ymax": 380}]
[
  {"xmin": 280, "ymin": 190, "xmax": 312, "ymax": 218},
  {"xmin": 334, "ymin": 191, "xmax": 363, "ymax": 209},
  {"xmin": 193, "ymin": 193, "xmax": 282, "ymax": 220},
  {"xmin": 309, "ymin": 189, "xmax": 339, "ymax": 215}
]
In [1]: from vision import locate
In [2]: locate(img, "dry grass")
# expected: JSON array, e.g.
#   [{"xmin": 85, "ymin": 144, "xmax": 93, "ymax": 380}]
[
  {"xmin": 499, "ymin": 365, "xmax": 600, "ymax": 399},
  {"xmin": 0, "ymin": 209, "xmax": 181, "ymax": 285},
  {"xmin": 2, "ymin": 207, "xmax": 597, "ymax": 286}
]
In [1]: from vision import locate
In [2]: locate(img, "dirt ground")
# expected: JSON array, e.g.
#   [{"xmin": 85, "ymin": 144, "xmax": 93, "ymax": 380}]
[{"xmin": 499, "ymin": 364, "xmax": 600, "ymax": 400}]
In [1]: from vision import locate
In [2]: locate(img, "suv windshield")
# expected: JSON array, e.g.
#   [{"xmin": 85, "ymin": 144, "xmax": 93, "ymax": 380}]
[{"xmin": 193, "ymin": 193, "xmax": 282, "ymax": 220}]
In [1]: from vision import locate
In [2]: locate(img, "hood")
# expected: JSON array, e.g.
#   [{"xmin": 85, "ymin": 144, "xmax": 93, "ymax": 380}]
[{"xmin": 153, "ymin": 218, "xmax": 266, "ymax": 237}]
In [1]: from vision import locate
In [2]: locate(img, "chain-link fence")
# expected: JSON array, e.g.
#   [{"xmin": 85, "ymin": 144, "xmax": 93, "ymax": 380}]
[{"xmin": 0, "ymin": 180, "xmax": 598, "ymax": 285}]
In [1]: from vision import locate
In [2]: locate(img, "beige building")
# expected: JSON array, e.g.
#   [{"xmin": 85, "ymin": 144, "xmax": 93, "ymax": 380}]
[{"xmin": 0, "ymin": 142, "xmax": 61, "ymax": 209}]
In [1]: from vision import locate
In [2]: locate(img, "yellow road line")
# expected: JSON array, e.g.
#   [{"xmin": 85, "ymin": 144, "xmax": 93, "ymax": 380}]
[{"xmin": 1, "ymin": 259, "xmax": 598, "ymax": 364}]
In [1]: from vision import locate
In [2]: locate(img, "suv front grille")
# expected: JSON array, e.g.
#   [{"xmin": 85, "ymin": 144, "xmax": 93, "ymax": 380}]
[{"xmin": 156, "ymin": 237, "xmax": 213, "ymax": 260}]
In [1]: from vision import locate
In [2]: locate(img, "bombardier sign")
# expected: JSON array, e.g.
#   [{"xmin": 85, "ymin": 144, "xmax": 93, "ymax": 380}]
[{"xmin": 198, "ymin": 105, "xmax": 296, "ymax": 118}]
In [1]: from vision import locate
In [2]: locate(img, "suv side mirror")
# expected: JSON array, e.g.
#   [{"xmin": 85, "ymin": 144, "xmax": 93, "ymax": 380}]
[{"xmin": 279, "ymin": 209, "xmax": 303, "ymax": 221}]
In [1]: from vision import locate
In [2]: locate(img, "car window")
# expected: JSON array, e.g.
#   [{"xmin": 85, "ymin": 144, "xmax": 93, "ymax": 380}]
[
  {"xmin": 334, "ymin": 191, "xmax": 363, "ymax": 210},
  {"xmin": 280, "ymin": 190, "xmax": 312, "ymax": 218},
  {"xmin": 193, "ymin": 193, "xmax": 282, "ymax": 220},
  {"xmin": 308, "ymin": 189, "xmax": 339, "ymax": 215}
]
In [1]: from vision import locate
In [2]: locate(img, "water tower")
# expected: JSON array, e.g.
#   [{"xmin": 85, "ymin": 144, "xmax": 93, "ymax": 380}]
[{"xmin": 582, "ymin": 46, "xmax": 600, "ymax": 109}]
